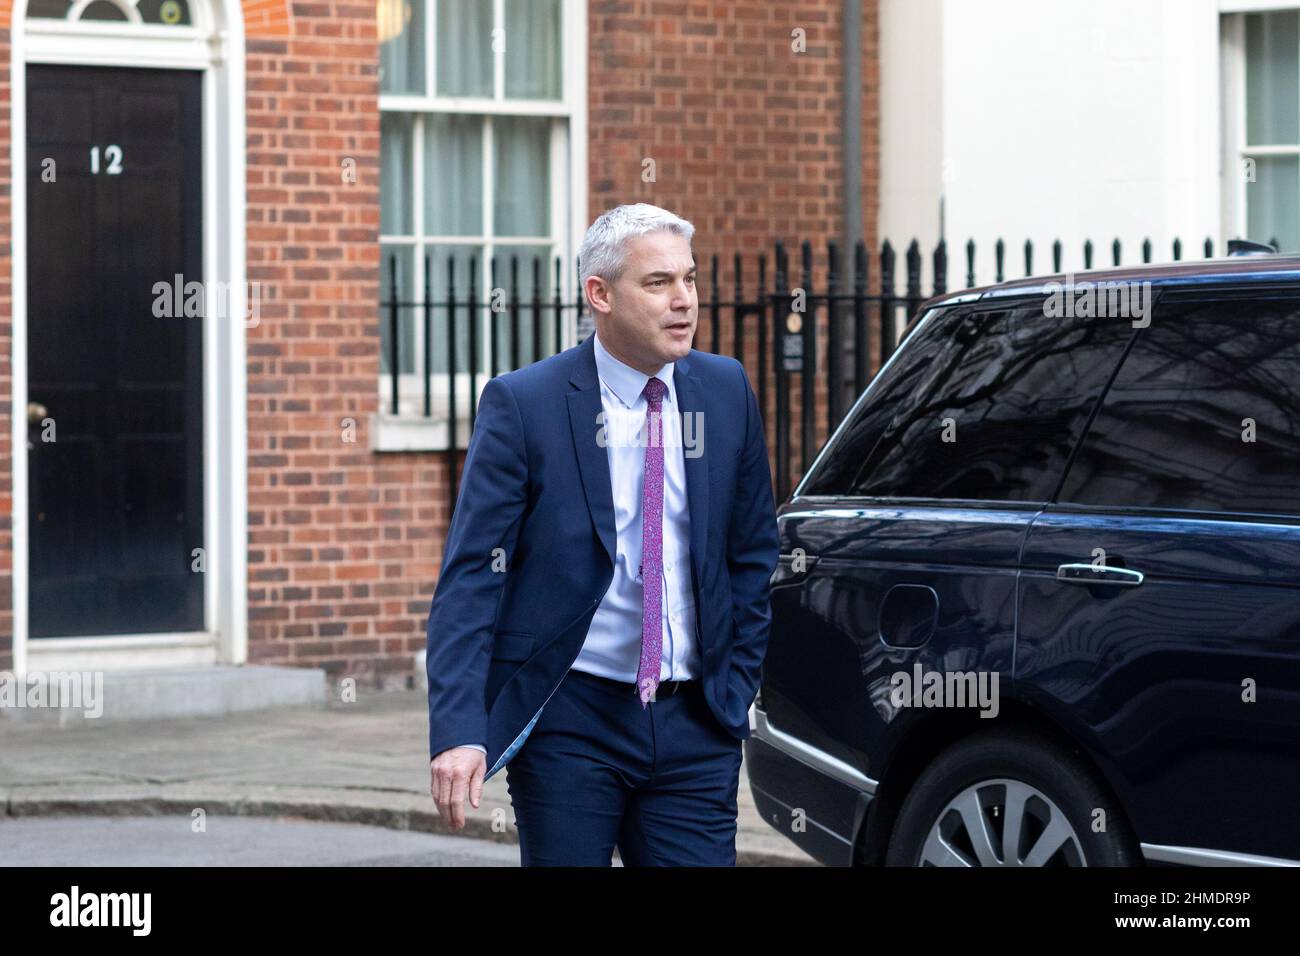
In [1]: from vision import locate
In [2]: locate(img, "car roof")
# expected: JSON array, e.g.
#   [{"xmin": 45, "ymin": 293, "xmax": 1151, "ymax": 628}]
[{"xmin": 916, "ymin": 253, "xmax": 1300, "ymax": 313}]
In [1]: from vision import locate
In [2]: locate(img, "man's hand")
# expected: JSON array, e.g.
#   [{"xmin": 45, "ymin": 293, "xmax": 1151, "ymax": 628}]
[{"xmin": 430, "ymin": 746, "xmax": 487, "ymax": 831}]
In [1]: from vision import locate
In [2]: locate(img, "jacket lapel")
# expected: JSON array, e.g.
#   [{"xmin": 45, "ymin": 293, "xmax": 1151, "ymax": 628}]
[
  {"xmin": 567, "ymin": 336, "xmax": 617, "ymax": 568},
  {"xmin": 672, "ymin": 354, "xmax": 710, "ymax": 588}
]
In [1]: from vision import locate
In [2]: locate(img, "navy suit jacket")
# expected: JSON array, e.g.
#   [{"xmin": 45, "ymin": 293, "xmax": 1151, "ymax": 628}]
[{"xmin": 425, "ymin": 333, "xmax": 779, "ymax": 777}]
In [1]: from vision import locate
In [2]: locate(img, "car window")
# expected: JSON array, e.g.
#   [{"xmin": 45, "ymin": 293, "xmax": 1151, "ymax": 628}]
[
  {"xmin": 845, "ymin": 302, "xmax": 1136, "ymax": 502},
  {"xmin": 798, "ymin": 305, "xmax": 959, "ymax": 496},
  {"xmin": 1058, "ymin": 295, "xmax": 1300, "ymax": 517}
]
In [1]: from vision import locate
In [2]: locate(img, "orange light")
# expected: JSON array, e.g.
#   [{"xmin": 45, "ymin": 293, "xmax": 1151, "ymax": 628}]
[{"xmin": 376, "ymin": 0, "xmax": 411, "ymax": 45}]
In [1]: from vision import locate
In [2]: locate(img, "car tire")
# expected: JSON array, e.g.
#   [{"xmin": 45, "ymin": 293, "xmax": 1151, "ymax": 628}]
[{"xmin": 885, "ymin": 729, "xmax": 1140, "ymax": 867}]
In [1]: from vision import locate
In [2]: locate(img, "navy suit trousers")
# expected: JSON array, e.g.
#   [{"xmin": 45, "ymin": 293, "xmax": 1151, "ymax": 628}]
[{"xmin": 503, "ymin": 667, "xmax": 744, "ymax": 866}]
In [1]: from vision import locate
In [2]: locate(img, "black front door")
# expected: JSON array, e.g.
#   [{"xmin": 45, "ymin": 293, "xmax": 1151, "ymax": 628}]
[{"xmin": 27, "ymin": 65, "xmax": 204, "ymax": 638}]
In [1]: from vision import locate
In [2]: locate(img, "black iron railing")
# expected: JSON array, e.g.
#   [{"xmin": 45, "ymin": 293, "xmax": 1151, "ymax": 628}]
[{"xmin": 382, "ymin": 234, "xmax": 1245, "ymax": 512}]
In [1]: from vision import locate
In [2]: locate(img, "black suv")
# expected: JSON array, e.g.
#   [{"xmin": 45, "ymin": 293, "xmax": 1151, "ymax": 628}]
[{"xmin": 747, "ymin": 256, "xmax": 1300, "ymax": 867}]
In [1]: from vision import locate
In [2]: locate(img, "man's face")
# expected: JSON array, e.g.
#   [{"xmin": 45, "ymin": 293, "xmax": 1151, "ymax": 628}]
[{"xmin": 587, "ymin": 230, "xmax": 698, "ymax": 373}]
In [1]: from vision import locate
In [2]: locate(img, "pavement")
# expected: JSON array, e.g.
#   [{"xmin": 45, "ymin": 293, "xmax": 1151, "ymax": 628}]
[{"xmin": 0, "ymin": 687, "xmax": 819, "ymax": 866}]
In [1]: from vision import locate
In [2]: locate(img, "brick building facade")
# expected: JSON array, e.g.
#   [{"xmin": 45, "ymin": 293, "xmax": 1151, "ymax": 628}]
[{"xmin": 0, "ymin": 0, "xmax": 878, "ymax": 689}]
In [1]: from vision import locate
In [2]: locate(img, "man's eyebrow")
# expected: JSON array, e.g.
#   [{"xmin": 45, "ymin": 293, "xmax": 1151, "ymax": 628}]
[{"xmin": 642, "ymin": 264, "xmax": 698, "ymax": 280}]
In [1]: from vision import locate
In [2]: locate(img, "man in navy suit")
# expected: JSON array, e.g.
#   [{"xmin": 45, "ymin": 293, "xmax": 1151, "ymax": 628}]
[{"xmin": 426, "ymin": 202, "xmax": 779, "ymax": 866}]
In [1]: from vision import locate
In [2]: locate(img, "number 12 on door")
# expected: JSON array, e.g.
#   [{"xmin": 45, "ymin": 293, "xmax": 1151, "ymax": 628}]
[{"xmin": 90, "ymin": 144, "xmax": 123, "ymax": 175}]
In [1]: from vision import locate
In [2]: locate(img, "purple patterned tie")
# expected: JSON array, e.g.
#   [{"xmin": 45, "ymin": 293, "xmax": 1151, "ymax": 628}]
[{"xmin": 637, "ymin": 376, "xmax": 668, "ymax": 707}]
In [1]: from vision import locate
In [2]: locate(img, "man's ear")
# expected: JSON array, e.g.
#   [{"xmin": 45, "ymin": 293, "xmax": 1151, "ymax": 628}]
[{"xmin": 585, "ymin": 276, "xmax": 612, "ymax": 316}]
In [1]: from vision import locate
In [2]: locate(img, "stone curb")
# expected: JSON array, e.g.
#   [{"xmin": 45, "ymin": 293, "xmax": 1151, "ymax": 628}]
[{"xmin": 2, "ymin": 787, "xmax": 818, "ymax": 868}]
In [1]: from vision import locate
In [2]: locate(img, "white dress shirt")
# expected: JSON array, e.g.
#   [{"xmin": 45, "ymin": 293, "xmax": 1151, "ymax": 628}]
[
  {"xmin": 453, "ymin": 332, "xmax": 699, "ymax": 755},
  {"xmin": 573, "ymin": 331, "xmax": 699, "ymax": 685}
]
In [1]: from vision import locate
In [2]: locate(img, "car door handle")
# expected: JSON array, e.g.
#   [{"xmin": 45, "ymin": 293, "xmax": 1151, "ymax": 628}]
[{"xmin": 1056, "ymin": 563, "xmax": 1145, "ymax": 587}]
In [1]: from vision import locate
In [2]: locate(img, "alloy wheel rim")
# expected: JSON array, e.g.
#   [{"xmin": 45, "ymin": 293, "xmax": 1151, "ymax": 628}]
[{"xmin": 917, "ymin": 778, "xmax": 1087, "ymax": 867}]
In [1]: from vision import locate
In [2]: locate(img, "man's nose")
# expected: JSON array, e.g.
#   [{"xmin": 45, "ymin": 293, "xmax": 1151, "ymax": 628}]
[{"xmin": 670, "ymin": 279, "xmax": 694, "ymax": 308}]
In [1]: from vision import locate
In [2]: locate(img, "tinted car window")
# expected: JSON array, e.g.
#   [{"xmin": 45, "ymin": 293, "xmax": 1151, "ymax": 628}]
[
  {"xmin": 799, "ymin": 305, "xmax": 959, "ymax": 496},
  {"xmin": 847, "ymin": 303, "xmax": 1136, "ymax": 502},
  {"xmin": 1058, "ymin": 295, "xmax": 1300, "ymax": 517}
]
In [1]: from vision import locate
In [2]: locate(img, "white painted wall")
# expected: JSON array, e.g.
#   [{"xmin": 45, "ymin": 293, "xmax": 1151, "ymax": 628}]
[
  {"xmin": 881, "ymin": 0, "xmax": 1226, "ymax": 288},
  {"xmin": 878, "ymin": 0, "xmax": 944, "ymax": 261}
]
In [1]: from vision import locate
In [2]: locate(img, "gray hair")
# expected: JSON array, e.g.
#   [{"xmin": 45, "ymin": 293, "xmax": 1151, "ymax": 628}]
[{"xmin": 578, "ymin": 203, "xmax": 696, "ymax": 287}]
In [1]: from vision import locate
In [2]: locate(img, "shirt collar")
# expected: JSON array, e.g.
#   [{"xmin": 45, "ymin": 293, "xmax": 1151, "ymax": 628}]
[{"xmin": 592, "ymin": 330, "xmax": 675, "ymax": 408}]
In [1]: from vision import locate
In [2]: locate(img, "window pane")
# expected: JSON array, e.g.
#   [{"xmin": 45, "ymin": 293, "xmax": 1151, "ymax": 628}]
[
  {"xmin": 380, "ymin": 245, "xmax": 416, "ymax": 377},
  {"xmin": 380, "ymin": 112, "xmax": 414, "ymax": 236},
  {"xmin": 378, "ymin": 0, "xmax": 425, "ymax": 95},
  {"xmin": 853, "ymin": 305, "xmax": 1134, "ymax": 502},
  {"xmin": 493, "ymin": 116, "xmax": 551, "ymax": 237},
  {"xmin": 437, "ymin": 0, "xmax": 493, "ymax": 97},
  {"xmin": 1059, "ymin": 298, "xmax": 1300, "ymax": 517},
  {"xmin": 27, "ymin": 0, "xmax": 72, "ymax": 18},
  {"xmin": 1246, "ymin": 11, "xmax": 1299, "ymax": 145},
  {"xmin": 80, "ymin": 1, "xmax": 129, "ymax": 20},
  {"xmin": 1247, "ymin": 155, "xmax": 1300, "ymax": 251},
  {"xmin": 427, "ymin": 245, "xmax": 484, "ymax": 375},
  {"xmin": 424, "ymin": 114, "xmax": 484, "ymax": 236},
  {"xmin": 489, "ymin": 245, "xmax": 556, "ymax": 368},
  {"xmin": 504, "ymin": 0, "xmax": 562, "ymax": 99}
]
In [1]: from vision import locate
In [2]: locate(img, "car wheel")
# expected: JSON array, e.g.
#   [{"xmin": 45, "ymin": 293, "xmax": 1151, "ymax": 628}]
[{"xmin": 885, "ymin": 729, "xmax": 1140, "ymax": 867}]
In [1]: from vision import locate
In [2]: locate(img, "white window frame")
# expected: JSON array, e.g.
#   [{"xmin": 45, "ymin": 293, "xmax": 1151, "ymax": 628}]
[
  {"xmin": 1220, "ymin": 2, "xmax": 1300, "ymax": 246},
  {"xmin": 373, "ymin": 0, "xmax": 587, "ymax": 451}
]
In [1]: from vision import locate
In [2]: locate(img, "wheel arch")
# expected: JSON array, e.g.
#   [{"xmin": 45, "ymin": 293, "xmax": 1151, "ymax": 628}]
[{"xmin": 852, "ymin": 696, "xmax": 1140, "ymax": 866}]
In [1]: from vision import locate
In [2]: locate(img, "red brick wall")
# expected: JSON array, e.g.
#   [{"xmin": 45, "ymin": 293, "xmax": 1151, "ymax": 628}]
[
  {"xmin": 588, "ymin": 0, "xmax": 881, "ymax": 494},
  {"xmin": 244, "ymin": 1, "xmax": 447, "ymax": 689},
  {"xmin": 256, "ymin": 0, "xmax": 882, "ymax": 687}
]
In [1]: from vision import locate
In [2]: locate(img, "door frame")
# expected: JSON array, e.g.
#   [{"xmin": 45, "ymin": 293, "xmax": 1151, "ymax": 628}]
[{"xmin": 10, "ymin": 0, "xmax": 247, "ymax": 674}]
